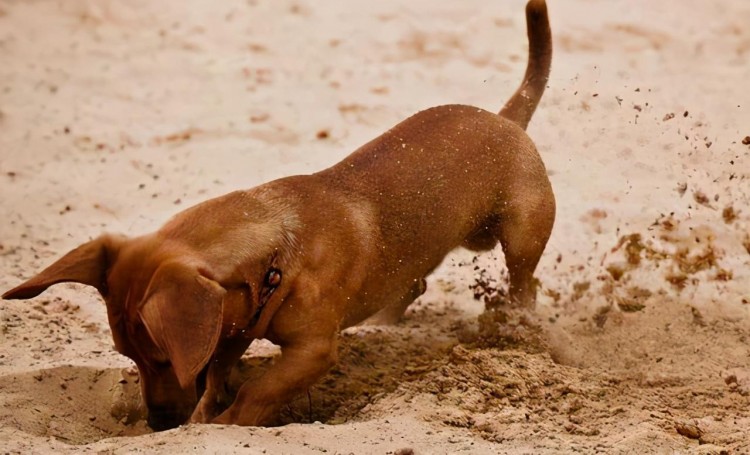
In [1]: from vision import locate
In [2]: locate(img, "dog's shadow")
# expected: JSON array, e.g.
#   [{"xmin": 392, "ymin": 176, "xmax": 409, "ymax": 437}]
[{"xmin": 227, "ymin": 302, "xmax": 463, "ymax": 425}]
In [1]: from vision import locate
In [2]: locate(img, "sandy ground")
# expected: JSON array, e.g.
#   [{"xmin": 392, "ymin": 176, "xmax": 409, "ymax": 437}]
[{"xmin": 1, "ymin": 0, "xmax": 749, "ymax": 453}]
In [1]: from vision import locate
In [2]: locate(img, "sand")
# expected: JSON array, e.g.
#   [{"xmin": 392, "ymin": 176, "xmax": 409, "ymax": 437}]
[{"xmin": 1, "ymin": 0, "xmax": 749, "ymax": 453}]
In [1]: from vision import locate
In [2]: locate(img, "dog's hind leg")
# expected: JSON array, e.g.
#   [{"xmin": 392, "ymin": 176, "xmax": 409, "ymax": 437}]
[{"xmin": 496, "ymin": 189, "xmax": 555, "ymax": 309}]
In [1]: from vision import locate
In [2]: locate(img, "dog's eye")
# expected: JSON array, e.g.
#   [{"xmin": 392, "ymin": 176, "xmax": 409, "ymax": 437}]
[{"xmin": 265, "ymin": 268, "xmax": 282, "ymax": 288}]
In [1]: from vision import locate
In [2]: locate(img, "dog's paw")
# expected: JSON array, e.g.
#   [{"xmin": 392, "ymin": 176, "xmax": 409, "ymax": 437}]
[{"xmin": 190, "ymin": 396, "xmax": 220, "ymax": 424}]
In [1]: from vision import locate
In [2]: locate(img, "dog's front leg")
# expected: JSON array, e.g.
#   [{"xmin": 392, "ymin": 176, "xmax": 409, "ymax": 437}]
[
  {"xmin": 211, "ymin": 334, "xmax": 337, "ymax": 426},
  {"xmin": 190, "ymin": 338, "xmax": 253, "ymax": 424}
]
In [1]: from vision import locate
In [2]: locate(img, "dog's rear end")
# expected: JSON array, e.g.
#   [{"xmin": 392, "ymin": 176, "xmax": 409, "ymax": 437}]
[
  {"xmin": 328, "ymin": 0, "xmax": 554, "ymax": 323},
  {"xmin": 492, "ymin": 0, "xmax": 554, "ymax": 307}
]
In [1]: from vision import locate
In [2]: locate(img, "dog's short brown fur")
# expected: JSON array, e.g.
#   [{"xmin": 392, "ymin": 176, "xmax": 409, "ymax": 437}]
[{"xmin": 3, "ymin": 0, "xmax": 553, "ymax": 430}]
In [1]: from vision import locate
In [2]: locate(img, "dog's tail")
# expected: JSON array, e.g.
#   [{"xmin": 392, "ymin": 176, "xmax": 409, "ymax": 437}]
[{"xmin": 498, "ymin": 0, "xmax": 552, "ymax": 130}]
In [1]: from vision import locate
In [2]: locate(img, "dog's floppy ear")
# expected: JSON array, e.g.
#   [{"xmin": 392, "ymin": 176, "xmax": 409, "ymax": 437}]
[
  {"xmin": 2, "ymin": 235, "xmax": 122, "ymax": 300},
  {"xmin": 139, "ymin": 264, "xmax": 226, "ymax": 390}
]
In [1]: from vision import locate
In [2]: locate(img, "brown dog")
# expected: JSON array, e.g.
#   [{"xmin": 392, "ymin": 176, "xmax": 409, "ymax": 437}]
[{"xmin": 3, "ymin": 0, "xmax": 553, "ymax": 430}]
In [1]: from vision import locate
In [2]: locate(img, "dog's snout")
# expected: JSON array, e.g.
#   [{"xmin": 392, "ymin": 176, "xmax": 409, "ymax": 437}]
[{"xmin": 147, "ymin": 407, "xmax": 187, "ymax": 431}]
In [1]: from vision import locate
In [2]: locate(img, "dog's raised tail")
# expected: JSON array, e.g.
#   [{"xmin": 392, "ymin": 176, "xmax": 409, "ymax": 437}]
[{"xmin": 499, "ymin": 0, "xmax": 552, "ymax": 130}]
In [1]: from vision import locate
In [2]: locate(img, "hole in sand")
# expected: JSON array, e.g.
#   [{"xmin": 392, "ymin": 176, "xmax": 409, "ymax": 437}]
[
  {"xmin": 0, "ymin": 366, "xmax": 150, "ymax": 444},
  {"xmin": 0, "ymin": 302, "xmax": 463, "ymax": 444}
]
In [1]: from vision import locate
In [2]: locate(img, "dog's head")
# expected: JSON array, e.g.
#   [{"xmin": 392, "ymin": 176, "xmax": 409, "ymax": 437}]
[{"xmin": 2, "ymin": 229, "xmax": 287, "ymax": 430}]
